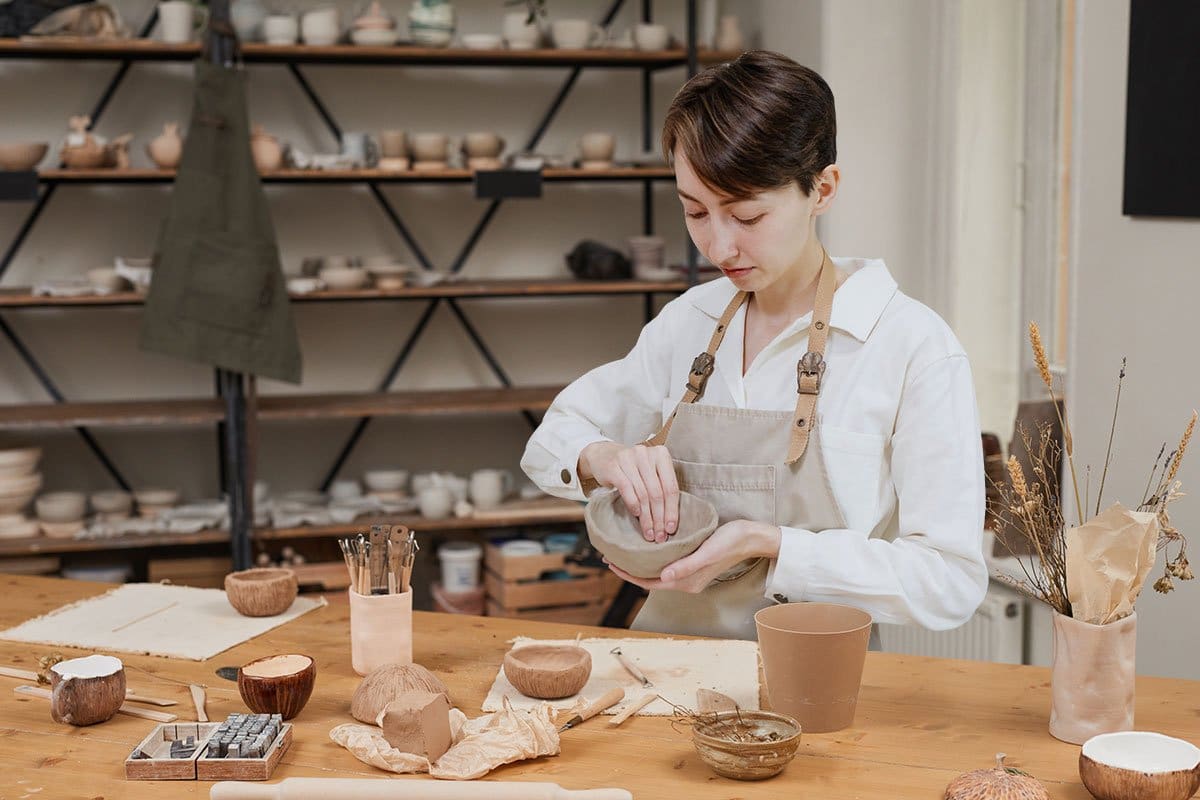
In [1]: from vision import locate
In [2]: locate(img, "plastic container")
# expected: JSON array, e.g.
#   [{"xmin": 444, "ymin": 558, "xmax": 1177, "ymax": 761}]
[
  {"xmin": 348, "ymin": 588, "xmax": 412, "ymax": 676},
  {"xmin": 438, "ymin": 541, "xmax": 482, "ymax": 593}
]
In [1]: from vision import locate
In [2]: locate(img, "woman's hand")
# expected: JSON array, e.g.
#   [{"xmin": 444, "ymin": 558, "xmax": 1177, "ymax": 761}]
[
  {"xmin": 578, "ymin": 441, "xmax": 679, "ymax": 542},
  {"xmin": 605, "ymin": 520, "xmax": 782, "ymax": 594}
]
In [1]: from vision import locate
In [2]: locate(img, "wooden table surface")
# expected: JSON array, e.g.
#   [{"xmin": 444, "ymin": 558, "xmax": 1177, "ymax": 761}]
[{"xmin": 1, "ymin": 576, "xmax": 1196, "ymax": 799}]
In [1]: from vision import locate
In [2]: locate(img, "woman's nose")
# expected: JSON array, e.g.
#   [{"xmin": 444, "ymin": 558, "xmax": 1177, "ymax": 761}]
[{"xmin": 708, "ymin": 224, "xmax": 739, "ymax": 265}]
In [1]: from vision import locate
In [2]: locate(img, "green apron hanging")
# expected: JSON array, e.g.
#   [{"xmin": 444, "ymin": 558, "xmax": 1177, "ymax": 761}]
[{"xmin": 140, "ymin": 59, "xmax": 302, "ymax": 385}]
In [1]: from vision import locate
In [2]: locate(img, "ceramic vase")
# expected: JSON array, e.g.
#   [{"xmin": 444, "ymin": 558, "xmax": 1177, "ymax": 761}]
[
  {"xmin": 1049, "ymin": 611, "xmax": 1137, "ymax": 744},
  {"xmin": 250, "ymin": 126, "xmax": 283, "ymax": 172},
  {"xmin": 146, "ymin": 122, "xmax": 183, "ymax": 169},
  {"xmin": 231, "ymin": 0, "xmax": 267, "ymax": 41}
]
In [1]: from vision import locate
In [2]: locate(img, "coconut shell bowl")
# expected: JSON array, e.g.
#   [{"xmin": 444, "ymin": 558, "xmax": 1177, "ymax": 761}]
[
  {"xmin": 503, "ymin": 644, "xmax": 592, "ymax": 700},
  {"xmin": 225, "ymin": 568, "xmax": 298, "ymax": 617},
  {"xmin": 237, "ymin": 654, "xmax": 316, "ymax": 720},
  {"xmin": 585, "ymin": 488, "xmax": 718, "ymax": 579}
]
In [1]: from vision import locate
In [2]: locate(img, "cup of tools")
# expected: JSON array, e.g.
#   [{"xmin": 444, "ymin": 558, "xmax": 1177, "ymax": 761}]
[{"xmin": 343, "ymin": 525, "xmax": 418, "ymax": 676}]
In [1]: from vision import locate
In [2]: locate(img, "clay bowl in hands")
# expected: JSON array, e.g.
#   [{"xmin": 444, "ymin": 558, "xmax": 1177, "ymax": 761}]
[
  {"xmin": 237, "ymin": 653, "xmax": 316, "ymax": 719},
  {"xmin": 585, "ymin": 488, "xmax": 718, "ymax": 578},
  {"xmin": 692, "ymin": 710, "xmax": 802, "ymax": 781},
  {"xmin": 0, "ymin": 141, "xmax": 48, "ymax": 171},
  {"xmin": 503, "ymin": 644, "xmax": 591, "ymax": 699},
  {"xmin": 225, "ymin": 567, "xmax": 298, "ymax": 617}
]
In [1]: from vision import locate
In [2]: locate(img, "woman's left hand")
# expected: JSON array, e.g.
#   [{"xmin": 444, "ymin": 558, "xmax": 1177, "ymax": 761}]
[{"xmin": 604, "ymin": 520, "xmax": 781, "ymax": 594}]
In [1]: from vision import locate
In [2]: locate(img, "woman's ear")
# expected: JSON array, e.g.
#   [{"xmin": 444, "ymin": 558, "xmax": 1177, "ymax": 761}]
[{"xmin": 811, "ymin": 164, "xmax": 840, "ymax": 216}]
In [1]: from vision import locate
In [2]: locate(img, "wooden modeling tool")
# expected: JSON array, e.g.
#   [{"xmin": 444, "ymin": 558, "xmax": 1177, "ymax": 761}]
[
  {"xmin": 191, "ymin": 684, "xmax": 209, "ymax": 722},
  {"xmin": 14, "ymin": 685, "xmax": 178, "ymax": 722},
  {"xmin": 558, "ymin": 687, "xmax": 625, "ymax": 731},
  {"xmin": 608, "ymin": 692, "xmax": 656, "ymax": 727},
  {"xmin": 1, "ymin": 665, "xmax": 175, "ymax": 706},
  {"xmin": 610, "ymin": 647, "xmax": 652, "ymax": 688}
]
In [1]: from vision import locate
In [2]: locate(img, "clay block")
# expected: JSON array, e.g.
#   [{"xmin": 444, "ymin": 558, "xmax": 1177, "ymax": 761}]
[{"xmin": 380, "ymin": 691, "xmax": 452, "ymax": 763}]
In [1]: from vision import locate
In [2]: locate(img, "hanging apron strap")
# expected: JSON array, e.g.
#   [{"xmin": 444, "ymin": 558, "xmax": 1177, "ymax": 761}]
[{"xmin": 646, "ymin": 250, "xmax": 837, "ymax": 465}]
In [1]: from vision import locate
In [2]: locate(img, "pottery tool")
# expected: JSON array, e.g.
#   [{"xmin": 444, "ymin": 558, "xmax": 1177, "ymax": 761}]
[
  {"xmin": 558, "ymin": 686, "xmax": 625, "ymax": 731},
  {"xmin": 1, "ymin": 664, "xmax": 176, "ymax": 706},
  {"xmin": 339, "ymin": 527, "xmax": 417, "ymax": 596},
  {"xmin": 191, "ymin": 683, "xmax": 208, "ymax": 722},
  {"xmin": 13, "ymin": 685, "xmax": 178, "ymax": 722},
  {"xmin": 369, "ymin": 525, "xmax": 386, "ymax": 594},
  {"xmin": 210, "ymin": 777, "xmax": 633, "ymax": 799},
  {"xmin": 610, "ymin": 647, "xmax": 652, "ymax": 688},
  {"xmin": 608, "ymin": 691, "xmax": 657, "ymax": 727},
  {"xmin": 696, "ymin": 688, "xmax": 739, "ymax": 714}
]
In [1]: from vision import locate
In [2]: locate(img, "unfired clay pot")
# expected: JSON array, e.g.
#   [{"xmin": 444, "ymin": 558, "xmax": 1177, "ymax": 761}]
[
  {"xmin": 250, "ymin": 125, "xmax": 283, "ymax": 172},
  {"xmin": 584, "ymin": 488, "xmax": 717, "ymax": 578},
  {"xmin": 146, "ymin": 122, "xmax": 183, "ymax": 169},
  {"xmin": 1049, "ymin": 611, "xmax": 1137, "ymax": 744}
]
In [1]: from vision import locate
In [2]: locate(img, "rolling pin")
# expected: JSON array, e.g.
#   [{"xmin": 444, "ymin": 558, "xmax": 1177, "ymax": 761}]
[{"xmin": 211, "ymin": 778, "xmax": 633, "ymax": 800}]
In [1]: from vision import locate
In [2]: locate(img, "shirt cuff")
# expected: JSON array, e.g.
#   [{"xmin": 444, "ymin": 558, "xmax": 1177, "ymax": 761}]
[
  {"xmin": 550, "ymin": 432, "xmax": 612, "ymax": 502},
  {"xmin": 763, "ymin": 525, "xmax": 818, "ymax": 604}
]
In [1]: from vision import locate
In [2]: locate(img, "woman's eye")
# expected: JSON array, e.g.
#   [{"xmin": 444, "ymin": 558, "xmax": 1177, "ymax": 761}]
[
  {"xmin": 685, "ymin": 210, "xmax": 708, "ymax": 220},
  {"xmin": 735, "ymin": 214, "xmax": 765, "ymax": 226}
]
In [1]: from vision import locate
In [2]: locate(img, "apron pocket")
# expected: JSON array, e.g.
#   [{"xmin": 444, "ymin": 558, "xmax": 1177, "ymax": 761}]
[
  {"xmin": 673, "ymin": 459, "xmax": 776, "ymax": 527},
  {"xmin": 819, "ymin": 426, "xmax": 885, "ymax": 533},
  {"xmin": 176, "ymin": 231, "xmax": 277, "ymax": 335}
]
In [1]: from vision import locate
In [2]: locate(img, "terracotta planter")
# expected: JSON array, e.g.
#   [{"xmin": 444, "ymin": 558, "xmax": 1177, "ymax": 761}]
[{"xmin": 1049, "ymin": 611, "xmax": 1136, "ymax": 744}]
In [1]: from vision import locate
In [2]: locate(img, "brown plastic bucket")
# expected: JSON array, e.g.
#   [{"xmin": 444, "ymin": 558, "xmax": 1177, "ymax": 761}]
[{"xmin": 755, "ymin": 602, "xmax": 872, "ymax": 733}]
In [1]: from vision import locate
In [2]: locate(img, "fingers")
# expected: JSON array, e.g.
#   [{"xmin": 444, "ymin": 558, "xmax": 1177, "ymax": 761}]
[
  {"xmin": 617, "ymin": 449, "xmax": 654, "ymax": 541},
  {"xmin": 633, "ymin": 453, "xmax": 667, "ymax": 542},
  {"xmin": 652, "ymin": 446, "xmax": 680, "ymax": 536},
  {"xmin": 604, "ymin": 559, "xmax": 660, "ymax": 592}
]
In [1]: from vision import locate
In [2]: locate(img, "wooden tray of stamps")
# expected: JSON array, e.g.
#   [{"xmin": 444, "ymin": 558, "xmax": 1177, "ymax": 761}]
[{"xmin": 124, "ymin": 719, "xmax": 292, "ymax": 781}]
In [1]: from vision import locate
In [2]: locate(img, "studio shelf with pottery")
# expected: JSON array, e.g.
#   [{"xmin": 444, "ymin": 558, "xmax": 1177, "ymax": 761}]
[
  {"xmin": 0, "ymin": 527, "xmax": 229, "ymax": 557},
  {"xmin": 32, "ymin": 166, "xmax": 676, "ymax": 183}
]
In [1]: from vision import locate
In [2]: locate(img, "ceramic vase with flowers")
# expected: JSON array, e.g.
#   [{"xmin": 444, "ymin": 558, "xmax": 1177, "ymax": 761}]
[{"xmin": 994, "ymin": 324, "xmax": 1195, "ymax": 745}]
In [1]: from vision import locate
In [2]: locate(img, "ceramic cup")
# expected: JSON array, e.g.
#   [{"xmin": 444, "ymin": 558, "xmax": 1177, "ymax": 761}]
[
  {"xmin": 301, "ymin": 7, "xmax": 340, "ymax": 45},
  {"xmin": 551, "ymin": 18, "xmax": 597, "ymax": 49},
  {"xmin": 158, "ymin": 0, "xmax": 195, "ymax": 43},
  {"xmin": 633, "ymin": 22, "xmax": 669, "ymax": 51},
  {"xmin": 379, "ymin": 129, "xmax": 407, "ymax": 158},
  {"xmin": 502, "ymin": 11, "xmax": 540, "ymax": 49},
  {"xmin": 462, "ymin": 131, "xmax": 505, "ymax": 159},
  {"xmin": 469, "ymin": 468, "xmax": 513, "ymax": 510},
  {"xmin": 755, "ymin": 602, "xmax": 872, "ymax": 733},
  {"xmin": 341, "ymin": 131, "xmax": 379, "ymax": 167},
  {"xmin": 349, "ymin": 588, "xmax": 412, "ymax": 675},
  {"xmin": 579, "ymin": 132, "xmax": 616, "ymax": 162},
  {"xmin": 263, "ymin": 14, "xmax": 299, "ymax": 44},
  {"xmin": 418, "ymin": 486, "xmax": 454, "ymax": 520},
  {"xmin": 410, "ymin": 132, "xmax": 449, "ymax": 163}
]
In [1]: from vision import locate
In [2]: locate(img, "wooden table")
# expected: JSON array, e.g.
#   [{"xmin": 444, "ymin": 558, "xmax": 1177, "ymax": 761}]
[{"xmin": 0, "ymin": 576, "xmax": 1196, "ymax": 799}]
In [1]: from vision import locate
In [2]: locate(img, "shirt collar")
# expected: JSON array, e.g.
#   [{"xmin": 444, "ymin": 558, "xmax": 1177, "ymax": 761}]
[{"xmin": 686, "ymin": 257, "xmax": 898, "ymax": 342}]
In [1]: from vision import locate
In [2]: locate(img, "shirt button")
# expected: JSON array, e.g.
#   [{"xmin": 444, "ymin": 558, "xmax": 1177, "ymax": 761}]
[
  {"xmin": 560, "ymin": 468, "xmax": 572, "ymax": 484},
  {"xmin": 772, "ymin": 593, "xmax": 789, "ymax": 604}
]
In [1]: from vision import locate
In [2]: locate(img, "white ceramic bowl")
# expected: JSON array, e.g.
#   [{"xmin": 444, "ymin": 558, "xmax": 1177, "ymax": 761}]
[
  {"xmin": 0, "ymin": 518, "xmax": 40, "ymax": 539},
  {"xmin": 35, "ymin": 491, "xmax": 87, "ymax": 523},
  {"xmin": 90, "ymin": 490, "xmax": 132, "ymax": 515},
  {"xmin": 0, "ymin": 471, "xmax": 43, "ymax": 498},
  {"xmin": 351, "ymin": 27, "xmax": 398, "ymax": 46},
  {"xmin": 41, "ymin": 520, "xmax": 84, "ymax": 539},
  {"xmin": 318, "ymin": 267, "xmax": 369, "ymax": 291},
  {"xmin": 462, "ymin": 33, "xmax": 502, "ymax": 50},
  {"xmin": 363, "ymin": 469, "xmax": 409, "ymax": 493},
  {"xmin": 0, "ymin": 447, "xmax": 41, "ymax": 478},
  {"xmin": 135, "ymin": 488, "xmax": 179, "ymax": 507}
]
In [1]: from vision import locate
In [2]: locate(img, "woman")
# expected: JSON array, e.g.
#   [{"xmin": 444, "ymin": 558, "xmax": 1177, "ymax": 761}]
[{"xmin": 521, "ymin": 51, "xmax": 988, "ymax": 642}]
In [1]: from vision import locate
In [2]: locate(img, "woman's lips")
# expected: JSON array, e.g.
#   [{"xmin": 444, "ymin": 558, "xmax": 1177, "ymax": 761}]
[{"xmin": 722, "ymin": 266, "xmax": 754, "ymax": 279}]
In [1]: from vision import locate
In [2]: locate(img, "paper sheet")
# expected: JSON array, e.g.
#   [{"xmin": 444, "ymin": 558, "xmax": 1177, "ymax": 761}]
[
  {"xmin": 0, "ymin": 582, "xmax": 326, "ymax": 660},
  {"xmin": 482, "ymin": 636, "xmax": 760, "ymax": 717},
  {"xmin": 1066, "ymin": 502, "xmax": 1159, "ymax": 625}
]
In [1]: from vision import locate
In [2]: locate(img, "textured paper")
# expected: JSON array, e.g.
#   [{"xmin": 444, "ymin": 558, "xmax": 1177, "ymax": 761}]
[
  {"xmin": 1066, "ymin": 502, "xmax": 1159, "ymax": 625},
  {"xmin": 482, "ymin": 636, "xmax": 760, "ymax": 717},
  {"xmin": 0, "ymin": 583, "xmax": 326, "ymax": 661}
]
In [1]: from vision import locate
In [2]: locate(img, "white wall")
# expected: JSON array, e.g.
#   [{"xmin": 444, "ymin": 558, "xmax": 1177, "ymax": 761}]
[{"xmin": 1066, "ymin": 1, "xmax": 1200, "ymax": 680}]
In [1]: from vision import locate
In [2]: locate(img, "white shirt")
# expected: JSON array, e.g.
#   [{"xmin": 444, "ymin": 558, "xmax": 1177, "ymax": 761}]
[{"xmin": 521, "ymin": 257, "xmax": 988, "ymax": 631}]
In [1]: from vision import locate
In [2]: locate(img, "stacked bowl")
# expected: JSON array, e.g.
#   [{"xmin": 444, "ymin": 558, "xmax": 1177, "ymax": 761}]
[
  {"xmin": 628, "ymin": 235, "xmax": 673, "ymax": 281},
  {"xmin": 0, "ymin": 447, "xmax": 44, "ymax": 539}
]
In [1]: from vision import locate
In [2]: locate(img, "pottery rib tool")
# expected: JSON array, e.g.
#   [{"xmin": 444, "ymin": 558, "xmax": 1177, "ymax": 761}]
[
  {"xmin": 696, "ymin": 688, "xmax": 739, "ymax": 714},
  {"xmin": 1, "ymin": 664, "xmax": 175, "ymax": 706},
  {"xmin": 608, "ymin": 691, "xmax": 656, "ymax": 727},
  {"xmin": 0, "ymin": 665, "xmax": 38, "ymax": 681},
  {"xmin": 369, "ymin": 525, "xmax": 386, "ymax": 595},
  {"xmin": 13, "ymin": 685, "xmax": 178, "ymax": 722},
  {"xmin": 210, "ymin": 777, "xmax": 634, "ymax": 799},
  {"xmin": 191, "ymin": 683, "xmax": 208, "ymax": 722},
  {"xmin": 610, "ymin": 647, "xmax": 652, "ymax": 688},
  {"xmin": 559, "ymin": 687, "xmax": 625, "ymax": 732}
]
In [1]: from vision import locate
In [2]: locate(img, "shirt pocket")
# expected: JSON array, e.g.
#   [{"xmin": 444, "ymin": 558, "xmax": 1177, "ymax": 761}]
[{"xmin": 819, "ymin": 426, "xmax": 886, "ymax": 534}]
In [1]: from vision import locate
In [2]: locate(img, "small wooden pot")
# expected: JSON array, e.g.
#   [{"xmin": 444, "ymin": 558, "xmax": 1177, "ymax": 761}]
[
  {"xmin": 237, "ymin": 654, "xmax": 316, "ymax": 720},
  {"xmin": 225, "ymin": 568, "xmax": 298, "ymax": 617},
  {"xmin": 503, "ymin": 644, "xmax": 591, "ymax": 699}
]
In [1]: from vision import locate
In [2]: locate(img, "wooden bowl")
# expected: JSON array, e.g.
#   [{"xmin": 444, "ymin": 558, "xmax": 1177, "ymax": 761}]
[
  {"xmin": 692, "ymin": 710, "xmax": 802, "ymax": 780},
  {"xmin": 503, "ymin": 644, "xmax": 591, "ymax": 699},
  {"xmin": 224, "ymin": 568, "xmax": 298, "ymax": 617},
  {"xmin": 237, "ymin": 653, "xmax": 315, "ymax": 720}
]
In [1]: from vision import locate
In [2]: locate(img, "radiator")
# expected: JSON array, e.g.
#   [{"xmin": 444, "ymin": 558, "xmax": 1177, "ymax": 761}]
[{"xmin": 878, "ymin": 582, "xmax": 1025, "ymax": 664}]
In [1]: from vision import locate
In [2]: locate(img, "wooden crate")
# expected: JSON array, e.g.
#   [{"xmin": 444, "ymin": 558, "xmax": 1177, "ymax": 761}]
[
  {"xmin": 124, "ymin": 721, "xmax": 292, "ymax": 781},
  {"xmin": 485, "ymin": 598, "xmax": 610, "ymax": 626},
  {"xmin": 484, "ymin": 543, "xmax": 620, "ymax": 624},
  {"xmin": 148, "ymin": 557, "xmax": 232, "ymax": 589},
  {"xmin": 290, "ymin": 561, "xmax": 351, "ymax": 591}
]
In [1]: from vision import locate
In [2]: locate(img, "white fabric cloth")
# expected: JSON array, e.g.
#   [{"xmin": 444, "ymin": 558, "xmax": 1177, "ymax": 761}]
[{"xmin": 521, "ymin": 258, "xmax": 988, "ymax": 630}]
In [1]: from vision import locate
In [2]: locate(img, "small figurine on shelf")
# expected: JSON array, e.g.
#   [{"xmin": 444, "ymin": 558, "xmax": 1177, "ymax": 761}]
[
  {"xmin": 60, "ymin": 115, "xmax": 106, "ymax": 169},
  {"xmin": 409, "ymin": 0, "xmax": 454, "ymax": 47}
]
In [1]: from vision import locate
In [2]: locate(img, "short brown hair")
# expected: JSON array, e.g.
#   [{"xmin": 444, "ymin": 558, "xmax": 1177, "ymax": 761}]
[{"xmin": 662, "ymin": 50, "xmax": 837, "ymax": 198}]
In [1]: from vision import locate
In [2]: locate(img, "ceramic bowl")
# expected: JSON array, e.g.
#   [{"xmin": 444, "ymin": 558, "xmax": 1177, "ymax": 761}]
[
  {"xmin": 503, "ymin": 644, "xmax": 592, "ymax": 699},
  {"xmin": 0, "ymin": 472, "xmax": 44, "ymax": 515},
  {"xmin": 90, "ymin": 490, "xmax": 132, "ymax": 515},
  {"xmin": 351, "ymin": 27, "xmax": 398, "ymax": 45},
  {"xmin": 40, "ymin": 520, "xmax": 85, "ymax": 539},
  {"xmin": 0, "ymin": 141, "xmax": 49, "ymax": 171},
  {"xmin": 462, "ymin": 33, "xmax": 502, "ymax": 49},
  {"xmin": 692, "ymin": 710, "xmax": 802, "ymax": 780},
  {"xmin": 86, "ymin": 267, "xmax": 129, "ymax": 293},
  {"xmin": 287, "ymin": 276, "xmax": 324, "ymax": 295},
  {"xmin": 0, "ymin": 518, "xmax": 40, "ymax": 539},
  {"xmin": 363, "ymin": 469, "xmax": 408, "ymax": 493},
  {"xmin": 35, "ymin": 491, "xmax": 87, "ymax": 523},
  {"xmin": 376, "ymin": 156, "xmax": 410, "ymax": 172},
  {"xmin": 585, "ymin": 488, "xmax": 718, "ymax": 579},
  {"xmin": 225, "ymin": 568, "xmax": 299, "ymax": 617},
  {"xmin": 134, "ymin": 487, "xmax": 178, "ymax": 507},
  {"xmin": 318, "ymin": 266, "xmax": 369, "ymax": 290},
  {"xmin": 410, "ymin": 133, "xmax": 449, "ymax": 162},
  {"xmin": 0, "ymin": 447, "xmax": 41, "ymax": 478}
]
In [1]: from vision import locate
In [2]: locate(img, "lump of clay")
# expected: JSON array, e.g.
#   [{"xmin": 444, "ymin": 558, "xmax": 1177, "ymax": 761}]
[
  {"xmin": 351, "ymin": 662, "xmax": 449, "ymax": 724},
  {"xmin": 585, "ymin": 488, "xmax": 718, "ymax": 578},
  {"xmin": 381, "ymin": 691, "xmax": 452, "ymax": 762},
  {"xmin": 49, "ymin": 654, "xmax": 126, "ymax": 726}
]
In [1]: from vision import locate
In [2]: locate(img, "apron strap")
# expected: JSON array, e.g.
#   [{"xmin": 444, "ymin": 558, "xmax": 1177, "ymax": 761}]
[
  {"xmin": 645, "ymin": 289, "xmax": 747, "ymax": 447},
  {"xmin": 785, "ymin": 250, "xmax": 836, "ymax": 464}
]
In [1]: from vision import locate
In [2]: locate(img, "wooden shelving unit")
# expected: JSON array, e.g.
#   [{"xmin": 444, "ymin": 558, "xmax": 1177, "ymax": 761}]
[
  {"xmin": 0, "ymin": 528, "xmax": 229, "ymax": 557},
  {"xmin": 36, "ymin": 166, "xmax": 675, "ymax": 184}
]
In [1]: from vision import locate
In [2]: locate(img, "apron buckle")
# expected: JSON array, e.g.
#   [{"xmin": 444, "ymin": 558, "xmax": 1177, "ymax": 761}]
[
  {"xmin": 797, "ymin": 351, "xmax": 826, "ymax": 395},
  {"xmin": 686, "ymin": 352, "xmax": 716, "ymax": 394}
]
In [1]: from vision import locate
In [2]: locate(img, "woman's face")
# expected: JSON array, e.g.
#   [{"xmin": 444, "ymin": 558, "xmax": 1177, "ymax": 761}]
[{"xmin": 674, "ymin": 148, "xmax": 837, "ymax": 292}]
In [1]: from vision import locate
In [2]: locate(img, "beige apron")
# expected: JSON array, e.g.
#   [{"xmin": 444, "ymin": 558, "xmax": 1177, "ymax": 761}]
[{"xmin": 631, "ymin": 252, "xmax": 881, "ymax": 647}]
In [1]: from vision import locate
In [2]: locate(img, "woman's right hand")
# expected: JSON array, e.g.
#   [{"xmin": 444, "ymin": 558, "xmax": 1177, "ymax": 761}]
[{"xmin": 578, "ymin": 441, "xmax": 679, "ymax": 543}]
